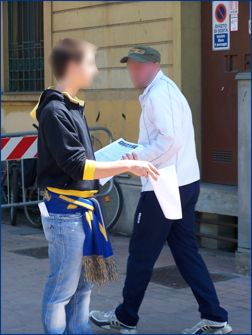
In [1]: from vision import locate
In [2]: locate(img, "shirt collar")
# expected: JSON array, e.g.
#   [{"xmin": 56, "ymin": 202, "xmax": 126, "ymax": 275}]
[{"xmin": 140, "ymin": 70, "xmax": 163, "ymax": 99}]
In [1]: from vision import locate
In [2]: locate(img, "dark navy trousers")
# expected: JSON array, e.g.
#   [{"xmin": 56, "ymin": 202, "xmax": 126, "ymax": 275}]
[{"xmin": 115, "ymin": 180, "xmax": 228, "ymax": 326}]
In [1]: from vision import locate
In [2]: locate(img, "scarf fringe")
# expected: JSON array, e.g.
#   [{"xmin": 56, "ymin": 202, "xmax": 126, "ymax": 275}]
[{"xmin": 83, "ymin": 255, "xmax": 118, "ymax": 285}]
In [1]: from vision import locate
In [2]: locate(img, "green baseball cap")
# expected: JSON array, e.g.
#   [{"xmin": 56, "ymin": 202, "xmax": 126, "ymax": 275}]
[{"xmin": 120, "ymin": 45, "xmax": 161, "ymax": 63}]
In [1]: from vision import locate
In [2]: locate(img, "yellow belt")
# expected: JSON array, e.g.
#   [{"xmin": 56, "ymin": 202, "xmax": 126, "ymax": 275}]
[{"xmin": 47, "ymin": 187, "xmax": 98, "ymax": 198}]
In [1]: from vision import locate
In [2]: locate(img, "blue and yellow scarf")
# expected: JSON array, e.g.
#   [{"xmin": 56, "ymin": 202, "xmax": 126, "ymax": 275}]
[{"xmin": 44, "ymin": 190, "xmax": 117, "ymax": 285}]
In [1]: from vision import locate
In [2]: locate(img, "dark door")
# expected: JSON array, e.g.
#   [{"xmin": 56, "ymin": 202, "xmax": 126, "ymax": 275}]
[{"xmin": 201, "ymin": 1, "xmax": 250, "ymax": 185}]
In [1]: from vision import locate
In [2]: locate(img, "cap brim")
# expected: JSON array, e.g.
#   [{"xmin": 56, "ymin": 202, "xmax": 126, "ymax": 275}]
[
  {"xmin": 120, "ymin": 56, "xmax": 128, "ymax": 63},
  {"xmin": 120, "ymin": 54, "xmax": 156, "ymax": 64}
]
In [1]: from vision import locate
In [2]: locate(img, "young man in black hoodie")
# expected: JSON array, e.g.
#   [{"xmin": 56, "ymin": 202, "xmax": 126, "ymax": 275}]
[{"xmin": 31, "ymin": 38, "xmax": 159, "ymax": 334}]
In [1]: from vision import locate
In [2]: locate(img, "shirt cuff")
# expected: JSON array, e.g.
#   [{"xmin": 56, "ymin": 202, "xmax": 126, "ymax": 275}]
[{"xmin": 83, "ymin": 159, "xmax": 96, "ymax": 180}]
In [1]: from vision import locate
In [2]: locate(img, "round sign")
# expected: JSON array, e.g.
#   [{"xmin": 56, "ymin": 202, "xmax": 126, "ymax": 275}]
[{"xmin": 215, "ymin": 3, "xmax": 227, "ymax": 23}]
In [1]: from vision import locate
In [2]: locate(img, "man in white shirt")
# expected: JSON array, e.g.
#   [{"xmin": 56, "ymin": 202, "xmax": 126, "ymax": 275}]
[{"xmin": 90, "ymin": 46, "xmax": 232, "ymax": 334}]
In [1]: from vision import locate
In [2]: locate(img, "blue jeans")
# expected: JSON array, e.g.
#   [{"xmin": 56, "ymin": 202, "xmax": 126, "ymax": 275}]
[{"xmin": 41, "ymin": 212, "xmax": 92, "ymax": 334}]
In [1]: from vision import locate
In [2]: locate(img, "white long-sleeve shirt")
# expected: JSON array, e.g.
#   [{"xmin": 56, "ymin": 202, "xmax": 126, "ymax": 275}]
[{"xmin": 135, "ymin": 70, "xmax": 200, "ymax": 191}]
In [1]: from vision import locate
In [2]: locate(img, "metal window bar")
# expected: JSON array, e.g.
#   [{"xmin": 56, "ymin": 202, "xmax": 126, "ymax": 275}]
[{"xmin": 8, "ymin": 2, "xmax": 44, "ymax": 92}]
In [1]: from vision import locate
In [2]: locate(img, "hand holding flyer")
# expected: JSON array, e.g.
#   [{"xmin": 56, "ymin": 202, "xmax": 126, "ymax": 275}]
[
  {"xmin": 94, "ymin": 138, "xmax": 143, "ymax": 185},
  {"xmin": 95, "ymin": 138, "xmax": 182, "ymax": 220}
]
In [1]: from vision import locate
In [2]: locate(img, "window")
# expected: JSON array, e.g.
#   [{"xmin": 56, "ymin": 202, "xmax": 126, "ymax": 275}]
[{"xmin": 8, "ymin": 2, "xmax": 44, "ymax": 92}]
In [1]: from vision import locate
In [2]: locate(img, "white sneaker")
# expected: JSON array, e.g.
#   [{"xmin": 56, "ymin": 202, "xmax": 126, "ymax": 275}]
[
  {"xmin": 90, "ymin": 310, "xmax": 137, "ymax": 334},
  {"xmin": 182, "ymin": 319, "xmax": 232, "ymax": 334}
]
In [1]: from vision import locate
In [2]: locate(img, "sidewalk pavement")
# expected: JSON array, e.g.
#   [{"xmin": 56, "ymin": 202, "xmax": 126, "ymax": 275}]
[{"xmin": 1, "ymin": 218, "xmax": 251, "ymax": 334}]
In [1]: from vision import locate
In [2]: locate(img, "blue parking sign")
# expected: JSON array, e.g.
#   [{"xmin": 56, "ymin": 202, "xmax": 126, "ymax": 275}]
[{"xmin": 214, "ymin": 33, "xmax": 229, "ymax": 48}]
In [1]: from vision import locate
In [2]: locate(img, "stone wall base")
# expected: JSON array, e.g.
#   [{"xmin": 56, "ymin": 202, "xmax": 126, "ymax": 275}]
[{"xmin": 235, "ymin": 248, "xmax": 251, "ymax": 275}]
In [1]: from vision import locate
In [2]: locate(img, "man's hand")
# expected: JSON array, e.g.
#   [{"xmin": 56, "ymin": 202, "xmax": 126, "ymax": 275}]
[
  {"xmin": 122, "ymin": 152, "xmax": 138, "ymax": 160},
  {"xmin": 127, "ymin": 160, "xmax": 159, "ymax": 180},
  {"xmin": 122, "ymin": 152, "xmax": 159, "ymax": 180}
]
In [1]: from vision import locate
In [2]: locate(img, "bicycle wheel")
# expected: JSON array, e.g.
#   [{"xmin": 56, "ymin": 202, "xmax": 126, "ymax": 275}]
[
  {"xmin": 24, "ymin": 187, "xmax": 42, "ymax": 228},
  {"xmin": 10, "ymin": 164, "xmax": 19, "ymax": 226},
  {"xmin": 1, "ymin": 162, "xmax": 8, "ymax": 204},
  {"xmin": 99, "ymin": 180, "xmax": 123, "ymax": 230}
]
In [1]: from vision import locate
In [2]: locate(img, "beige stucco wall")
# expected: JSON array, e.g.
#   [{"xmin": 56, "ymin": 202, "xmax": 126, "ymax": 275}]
[
  {"xmin": 2, "ymin": 2, "xmax": 179, "ymax": 134},
  {"xmin": 1, "ymin": 1, "xmax": 201, "ymax": 164},
  {"xmin": 181, "ymin": 2, "xmax": 201, "ymax": 164},
  {"xmin": 50, "ymin": 1, "xmax": 181, "ymax": 143}
]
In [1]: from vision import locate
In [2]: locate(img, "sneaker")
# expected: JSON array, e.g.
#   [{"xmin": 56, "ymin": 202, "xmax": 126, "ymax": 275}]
[
  {"xmin": 182, "ymin": 319, "xmax": 232, "ymax": 334},
  {"xmin": 89, "ymin": 310, "xmax": 137, "ymax": 334}
]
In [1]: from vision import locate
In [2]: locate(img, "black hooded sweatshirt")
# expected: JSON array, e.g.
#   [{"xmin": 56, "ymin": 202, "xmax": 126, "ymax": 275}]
[{"xmin": 35, "ymin": 89, "xmax": 99, "ymax": 192}]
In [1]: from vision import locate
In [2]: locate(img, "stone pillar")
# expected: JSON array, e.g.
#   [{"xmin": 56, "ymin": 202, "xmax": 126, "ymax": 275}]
[{"xmin": 235, "ymin": 72, "xmax": 251, "ymax": 274}]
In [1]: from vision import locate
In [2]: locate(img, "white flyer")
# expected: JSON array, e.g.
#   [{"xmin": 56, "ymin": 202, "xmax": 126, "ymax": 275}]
[
  {"xmin": 150, "ymin": 165, "xmax": 182, "ymax": 220},
  {"xmin": 230, "ymin": 14, "xmax": 238, "ymax": 32},
  {"xmin": 95, "ymin": 138, "xmax": 143, "ymax": 186},
  {"xmin": 38, "ymin": 201, "xmax": 49, "ymax": 218}
]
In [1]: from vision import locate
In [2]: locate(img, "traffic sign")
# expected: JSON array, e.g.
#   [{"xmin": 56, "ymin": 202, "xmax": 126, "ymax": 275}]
[{"xmin": 212, "ymin": 2, "xmax": 230, "ymax": 50}]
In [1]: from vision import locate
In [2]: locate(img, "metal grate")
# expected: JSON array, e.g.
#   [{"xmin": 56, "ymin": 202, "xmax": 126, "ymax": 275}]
[
  {"xmin": 8, "ymin": 2, "xmax": 44, "ymax": 92},
  {"xmin": 212, "ymin": 150, "xmax": 232, "ymax": 163},
  {"xmin": 151, "ymin": 265, "xmax": 237, "ymax": 289},
  {"xmin": 11, "ymin": 246, "xmax": 48, "ymax": 259}
]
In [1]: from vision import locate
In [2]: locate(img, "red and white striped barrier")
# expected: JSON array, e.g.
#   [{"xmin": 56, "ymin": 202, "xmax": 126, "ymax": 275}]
[{"xmin": 1, "ymin": 135, "xmax": 38, "ymax": 161}]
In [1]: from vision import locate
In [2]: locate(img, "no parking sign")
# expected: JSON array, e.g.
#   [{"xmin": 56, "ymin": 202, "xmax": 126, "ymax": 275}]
[{"xmin": 212, "ymin": 1, "xmax": 230, "ymax": 50}]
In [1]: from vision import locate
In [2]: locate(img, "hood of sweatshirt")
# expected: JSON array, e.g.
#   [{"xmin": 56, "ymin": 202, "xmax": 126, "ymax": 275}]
[{"xmin": 30, "ymin": 88, "xmax": 85, "ymax": 122}]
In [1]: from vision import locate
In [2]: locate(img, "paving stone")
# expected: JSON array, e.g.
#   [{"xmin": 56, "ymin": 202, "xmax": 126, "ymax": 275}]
[{"xmin": 1, "ymin": 222, "xmax": 251, "ymax": 334}]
